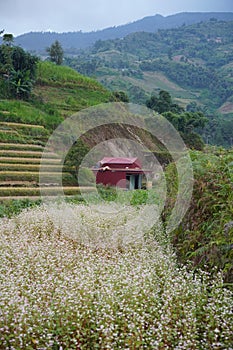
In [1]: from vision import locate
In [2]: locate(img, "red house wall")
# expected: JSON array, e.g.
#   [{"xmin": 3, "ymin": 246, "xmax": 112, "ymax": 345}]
[
  {"xmin": 94, "ymin": 158, "xmax": 143, "ymax": 188},
  {"xmin": 96, "ymin": 170, "xmax": 127, "ymax": 188}
]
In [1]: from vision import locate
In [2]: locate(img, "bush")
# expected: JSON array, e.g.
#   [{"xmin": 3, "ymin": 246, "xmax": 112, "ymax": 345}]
[{"xmin": 165, "ymin": 148, "xmax": 233, "ymax": 283}]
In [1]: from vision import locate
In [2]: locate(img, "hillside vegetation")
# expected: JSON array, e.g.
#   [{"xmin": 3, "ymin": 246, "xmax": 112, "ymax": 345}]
[
  {"xmin": 65, "ymin": 19, "xmax": 233, "ymax": 147},
  {"xmin": 0, "ymin": 61, "xmax": 113, "ymax": 201},
  {"xmin": 35, "ymin": 61, "xmax": 111, "ymax": 117},
  {"xmin": 165, "ymin": 147, "xmax": 233, "ymax": 284},
  {"xmin": 0, "ymin": 60, "xmax": 168, "ymax": 203}
]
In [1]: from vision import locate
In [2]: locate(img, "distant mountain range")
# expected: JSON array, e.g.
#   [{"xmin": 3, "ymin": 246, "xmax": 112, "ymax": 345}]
[
  {"xmin": 10, "ymin": 12, "xmax": 233, "ymax": 53},
  {"xmin": 62, "ymin": 18, "xmax": 233, "ymax": 147}
]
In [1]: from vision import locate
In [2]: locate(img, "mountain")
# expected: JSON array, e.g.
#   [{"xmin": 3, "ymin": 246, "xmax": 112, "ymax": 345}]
[
  {"xmin": 64, "ymin": 19, "xmax": 233, "ymax": 147},
  {"xmin": 12, "ymin": 12, "xmax": 233, "ymax": 53}
]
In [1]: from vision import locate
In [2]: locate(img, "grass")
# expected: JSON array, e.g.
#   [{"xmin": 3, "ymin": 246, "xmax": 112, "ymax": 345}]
[
  {"xmin": 0, "ymin": 121, "xmax": 45, "ymax": 129},
  {"xmin": 0, "ymin": 150, "xmax": 58, "ymax": 158},
  {"xmin": 0, "ymin": 150, "xmax": 43, "ymax": 158},
  {"xmin": 0, "ymin": 61, "xmax": 112, "ymax": 127},
  {"xmin": 165, "ymin": 147, "xmax": 233, "ymax": 284},
  {"xmin": 34, "ymin": 61, "xmax": 111, "ymax": 118},
  {"xmin": 98, "ymin": 70, "xmax": 196, "ymax": 105},
  {"xmin": 0, "ymin": 113, "xmax": 79, "ymax": 198},
  {"xmin": 0, "ymin": 202, "xmax": 232, "ymax": 349},
  {"xmin": 0, "ymin": 171, "xmax": 77, "ymax": 185},
  {"xmin": 0, "ymin": 163, "xmax": 69, "ymax": 172},
  {"xmin": 0, "ymin": 198, "xmax": 41, "ymax": 218},
  {"xmin": 0, "ymin": 186, "xmax": 88, "ymax": 197},
  {"xmin": 36, "ymin": 61, "xmax": 109, "ymax": 90},
  {"xmin": 0, "ymin": 131, "xmax": 46, "ymax": 145},
  {"xmin": 0, "ymin": 99, "xmax": 63, "ymax": 131},
  {"xmin": 0, "ymin": 156, "xmax": 61, "ymax": 164},
  {"xmin": 0, "ymin": 143, "xmax": 44, "ymax": 151}
]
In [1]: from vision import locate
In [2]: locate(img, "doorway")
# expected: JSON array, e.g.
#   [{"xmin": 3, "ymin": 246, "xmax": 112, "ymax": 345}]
[{"xmin": 126, "ymin": 174, "xmax": 142, "ymax": 190}]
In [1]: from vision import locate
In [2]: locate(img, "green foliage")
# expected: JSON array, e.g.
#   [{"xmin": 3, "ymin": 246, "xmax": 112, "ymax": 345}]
[
  {"xmin": 63, "ymin": 20, "xmax": 233, "ymax": 147},
  {"xmin": 0, "ymin": 198, "xmax": 41, "ymax": 218},
  {"xmin": 96, "ymin": 184, "xmax": 118, "ymax": 201},
  {"xmin": 129, "ymin": 189, "xmax": 148, "ymax": 206},
  {"xmin": 141, "ymin": 58, "xmax": 233, "ymax": 107},
  {"xmin": 146, "ymin": 90, "xmax": 207, "ymax": 150},
  {"xmin": 0, "ymin": 171, "xmax": 77, "ymax": 186},
  {"xmin": 34, "ymin": 61, "xmax": 111, "ymax": 117},
  {"xmin": 36, "ymin": 61, "xmax": 106, "ymax": 89},
  {"xmin": 64, "ymin": 138, "xmax": 90, "ymax": 173},
  {"xmin": 77, "ymin": 167, "xmax": 96, "ymax": 186},
  {"xmin": 46, "ymin": 40, "xmax": 64, "ymax": 65},
  {"xmin": 181, "ymin": 131, "xmax": 205, "ymax": 151},
  {"xmin": 165, "ymin": 147, "xmax": 233, "ymax": 283},
  {"xmin": 146, "ymin": 90, "xmax": 184, "ymax": 114},
  {"xmin": 0, "ymin": 42, "xmax": 38, "ymax": 99},
  {"xmin": 201, "ymin": 114, "xmax": 233, "ymax": 149},
  {"xmin": 110, "ymin": 90, "xmax": 129, "ymax": 102},
  {"xmin": 64, "ymin": 56, "xmax": 100, "ymax": 76},
  {"xmin": 2, "ymin": 34, "xmax": 14, "ymax": 46}
]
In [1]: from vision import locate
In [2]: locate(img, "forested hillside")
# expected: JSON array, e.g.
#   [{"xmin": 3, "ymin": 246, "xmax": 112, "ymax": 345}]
[{"xmin": 65, "ymin": 19, "xmax": 233, "ymax": 147}]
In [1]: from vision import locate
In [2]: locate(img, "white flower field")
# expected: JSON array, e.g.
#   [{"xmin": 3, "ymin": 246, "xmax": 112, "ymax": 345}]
[{"xmin": 0, "ymin": 203, "xmax": 232, "ymax": 349}]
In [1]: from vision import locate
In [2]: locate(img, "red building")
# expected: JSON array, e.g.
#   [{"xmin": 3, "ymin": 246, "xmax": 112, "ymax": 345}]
[{"xmin": 93, "ymin": 157, "xmax": 146, "ymax": 190}]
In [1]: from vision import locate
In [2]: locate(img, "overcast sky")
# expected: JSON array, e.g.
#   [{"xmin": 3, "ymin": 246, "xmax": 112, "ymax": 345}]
[{"xmin": 1, "ymin": 0, "xmax": 233, "ymax": 36}]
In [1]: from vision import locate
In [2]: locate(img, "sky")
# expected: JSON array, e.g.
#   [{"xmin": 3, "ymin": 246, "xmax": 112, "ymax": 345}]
[{"xmin": 1, "ymin": 0, "xmax": 233, "ymax": 36}]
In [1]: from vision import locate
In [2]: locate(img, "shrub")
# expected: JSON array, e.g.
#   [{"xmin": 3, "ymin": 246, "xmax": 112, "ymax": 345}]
[{"xmin": 165, "ymin": 148, "xmax": 233, "ymax": 283}]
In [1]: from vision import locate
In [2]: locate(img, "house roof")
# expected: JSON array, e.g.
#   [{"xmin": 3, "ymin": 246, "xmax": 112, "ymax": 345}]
[{"xmin": 100, "ymin": 157, "xmax": 138, "ymax": 165}]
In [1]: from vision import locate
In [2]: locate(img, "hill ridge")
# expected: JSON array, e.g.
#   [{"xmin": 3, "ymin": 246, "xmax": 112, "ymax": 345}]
[{"xmin": 10, "ymin": 12, "xmax": 233, "ymax": 53}]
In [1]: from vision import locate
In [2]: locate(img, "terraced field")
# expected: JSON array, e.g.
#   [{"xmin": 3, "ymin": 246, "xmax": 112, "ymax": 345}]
[{"xmin": 0, "ymin": 120, "xmax": 86, "ymax": 200}]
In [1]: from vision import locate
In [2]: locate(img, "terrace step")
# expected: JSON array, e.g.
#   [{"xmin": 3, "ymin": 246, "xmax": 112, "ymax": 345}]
[
  {"xmin": 0, "ymin": 122, "xmax": 45, "ymax": 129},
  {"xmin": 0, "ymin": 181, "xmax": 39, "ymax": 187},
  {"xmin": 0, "ymin": 132, "xmax": 47, "ymax": 146},
  {"xmin": 0, "ymin": 186, "xmax": 93, "ymax": 197},
  {"xmin": 0, "ymin": 150, "xmax": 60, "ymax": 158},
  {"xmin": 0, "ymin": 181, "xmax": 75, "ymax": 187},
  {"xmin": 0, "ymin": 163, "xmax": 69, "ymax": 172},
  {"xmin": 0, "ymin": 194, "xmax": 85, "ymax": 201},
  {"xmin": 0, "ymin": 157, "xmax": 61, "ymax": 164},
  {"xmin": 0, "ymin": 120, "xmax": 80, "ymax": 199},
  {"xmin": 0, "ymin": 143, "xmax": 44, "ymax": 151},
  {"xmin": 0, "ymin": 171, "xmax": 78, "ymax": 186},
  {"xmin": 0, "ymin": 129, "xmax": 19, "ymax": 134}
]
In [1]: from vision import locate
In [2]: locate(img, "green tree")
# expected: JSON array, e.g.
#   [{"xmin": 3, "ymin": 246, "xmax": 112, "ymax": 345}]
[
  {"xmin": 110, "ymin": 90, "xmax": 129, "ymax": 102},
  {"xmin": 2, "ymin": 33, "xmax": 14, "ymax": 46},
  {"xmin": 146, "ymin": 90, "xmax": 207, "ymax": 150},
  {"xmin": 46, "ymin": 40, "xmax": 64, "ymax": 65},
  {"xmin": 146, "ymin": 90, "xmax": 184, "ymax": 114},
  {"xmin": 0, "ymin": 42, "xmax": 38, "ymax": 99}
]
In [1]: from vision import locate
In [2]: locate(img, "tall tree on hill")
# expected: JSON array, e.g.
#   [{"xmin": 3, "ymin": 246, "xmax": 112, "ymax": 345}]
[
  {"xmin": 2, "ymin": 33, "xmax": 14, "ymax": 46},
  {"xmin": 46, "ymin": 40, "xmax": 64, "ymax": 65}
]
